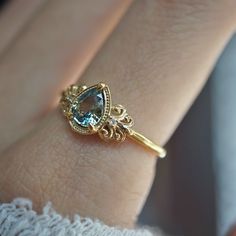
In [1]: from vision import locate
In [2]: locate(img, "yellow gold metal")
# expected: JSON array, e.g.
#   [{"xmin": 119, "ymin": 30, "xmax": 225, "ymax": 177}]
[
  {"xmin": 60, "ymin": 82, "xmax": 166, "ymax": 158},
  {"xmin": 71, "ymin": 85, "xmax": 79, "ymax": 95},
  {"xmin": 88, "ymin": 124, "xmax": 97, "ymax": 132},
  {"xmin": 128, "ymin": 130, "xmax": 166, "ymax": 158},
  {"xmin": 66, "ymin": 111, "xmax": 73, "ymax": 120},
  {"xmin": 79, "ymin": 85, "xmax": 87, "ymax": 92},
  {"xmin": 97, "ymin": 82, "xmax": 106, "ymax": 90}
]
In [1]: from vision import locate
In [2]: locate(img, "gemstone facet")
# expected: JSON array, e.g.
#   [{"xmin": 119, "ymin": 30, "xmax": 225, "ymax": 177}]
[{"xmin": 71, "ymin": 87, "xmax": 104, "ymax": 128}]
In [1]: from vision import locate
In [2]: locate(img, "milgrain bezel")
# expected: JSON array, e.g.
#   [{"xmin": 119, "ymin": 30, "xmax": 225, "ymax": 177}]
[{"xmin": 68, "ymin": 83, "xmax": 112, "ymax": 135}]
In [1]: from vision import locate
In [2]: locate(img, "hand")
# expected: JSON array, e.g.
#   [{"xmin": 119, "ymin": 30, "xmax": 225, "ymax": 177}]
[{"xmin": 0, "ymin": 0, "xmax": 235, "ymax": 228}]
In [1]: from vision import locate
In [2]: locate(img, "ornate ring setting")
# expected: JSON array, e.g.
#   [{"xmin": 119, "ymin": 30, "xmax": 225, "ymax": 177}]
[{"xmin": 60, "ymin": 82, "xmax": 166, "ymax": 158}]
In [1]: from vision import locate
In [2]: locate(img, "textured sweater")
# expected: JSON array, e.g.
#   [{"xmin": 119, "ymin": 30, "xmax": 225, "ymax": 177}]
[{"xmin": 0, "ymin": 198, "xmax": 163, "ymax": 236}]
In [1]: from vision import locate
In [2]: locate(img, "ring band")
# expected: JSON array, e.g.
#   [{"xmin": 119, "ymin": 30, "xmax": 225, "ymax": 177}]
[{"xmin": 60, "ymin": 82, "xmax": 166, "ymax": 158}]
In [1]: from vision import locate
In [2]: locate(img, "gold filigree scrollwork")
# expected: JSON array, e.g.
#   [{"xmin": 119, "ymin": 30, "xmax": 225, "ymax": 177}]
[
  {"xmin": 60, "ymin": 85, "xmax": 86, "ymax": 119},
  {"xmin": 98, "ymin": 104, "xmax": 134, "ymax": 142}
]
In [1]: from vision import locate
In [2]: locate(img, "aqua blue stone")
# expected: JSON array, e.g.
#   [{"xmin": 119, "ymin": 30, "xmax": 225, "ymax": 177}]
[{"xmin": 71, "ymin": 88, "xmax": 104, "ymax": 127}]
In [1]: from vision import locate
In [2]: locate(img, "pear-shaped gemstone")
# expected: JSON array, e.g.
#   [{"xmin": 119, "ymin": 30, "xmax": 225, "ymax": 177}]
[{"xmin": 71, "ymin": 87, "xmax": 104, "ymax": 128}]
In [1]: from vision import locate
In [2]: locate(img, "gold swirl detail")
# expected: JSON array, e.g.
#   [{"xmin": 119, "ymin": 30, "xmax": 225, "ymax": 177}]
[{"xmin": 98, "ymin": 104, "xmax": 134, "ymax": 142}]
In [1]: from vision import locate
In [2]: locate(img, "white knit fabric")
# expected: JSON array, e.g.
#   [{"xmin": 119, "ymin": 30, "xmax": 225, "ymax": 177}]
[{"xmin": 0, "ymin": 198, "xmax": 157, "ymax": 236}]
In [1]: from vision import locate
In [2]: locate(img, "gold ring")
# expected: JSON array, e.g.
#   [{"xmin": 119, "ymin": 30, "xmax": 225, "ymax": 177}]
[{"xmin": 60, "ymin": 82, "xmax": 166, "ymax": 158}]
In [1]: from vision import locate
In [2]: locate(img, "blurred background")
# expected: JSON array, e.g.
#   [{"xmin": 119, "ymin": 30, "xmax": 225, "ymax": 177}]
[
  {"xmin": 139, "ymin": 36, "xmax": 236, "ymax": 236},
  {"xmin": 1, "ymin": 1, "xmax": 235, "ymax": 235}
]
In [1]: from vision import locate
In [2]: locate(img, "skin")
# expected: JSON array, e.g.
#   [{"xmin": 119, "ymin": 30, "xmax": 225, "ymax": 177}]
[{"xmin": 0, "ymin": 0, "xmax": 236, "ymax": 230}]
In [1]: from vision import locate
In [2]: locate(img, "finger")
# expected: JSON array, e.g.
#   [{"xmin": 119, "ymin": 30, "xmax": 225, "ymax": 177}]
[
  {"xmin": 0, "ymin": 0, "xmax": 47, "ymax": 55},
  {"xmin": 1, "ymin": 0, "xmax": 235, "ymax": 228},
  {"xmin": 0, "ymin": 0, "xmax": 132, "ymax": 152}
]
